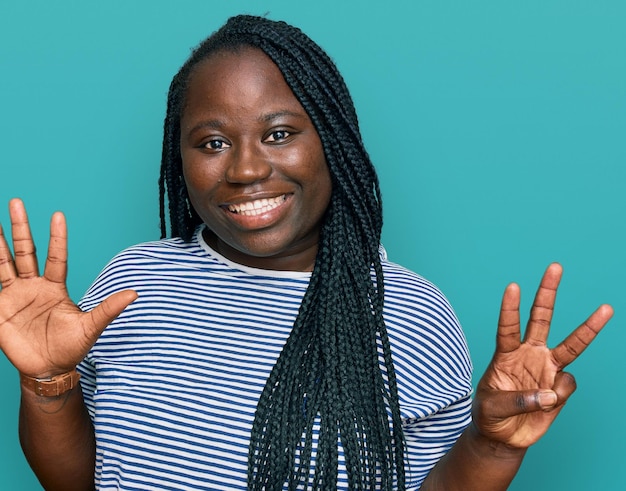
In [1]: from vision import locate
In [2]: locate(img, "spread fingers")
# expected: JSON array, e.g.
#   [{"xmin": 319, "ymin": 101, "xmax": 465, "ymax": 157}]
[
  {"xmin": 0, "ymin": 221, "xmax": 17, "ymax": 288},
  {"xmin": 9, "ymin": 199, "xmax": 39, "ymax": 279}
]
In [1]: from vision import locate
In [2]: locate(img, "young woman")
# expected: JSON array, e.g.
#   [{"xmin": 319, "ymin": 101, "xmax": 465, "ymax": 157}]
[{"xmin": 0, "ymin": 15, "xmax": 613, "ymax": 490}]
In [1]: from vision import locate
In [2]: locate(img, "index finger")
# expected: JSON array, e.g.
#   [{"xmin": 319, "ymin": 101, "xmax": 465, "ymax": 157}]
[
  {"xmin": 9, "ymin": 198, "xmax": 40, "ymax": 279},
  {"xmin": 551, "ymin": 304, "xmax": 614, "ymax": 368}
]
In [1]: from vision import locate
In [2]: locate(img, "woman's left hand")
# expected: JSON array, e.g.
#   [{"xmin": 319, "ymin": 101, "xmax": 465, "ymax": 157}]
[{"xmin": 472, "ymin": 263, "xmax": 613, "ymax": 448}]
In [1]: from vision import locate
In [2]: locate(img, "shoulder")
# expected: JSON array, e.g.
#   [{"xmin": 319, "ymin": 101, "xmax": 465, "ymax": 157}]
[
  {"xmin": 106, "ymin": 236, "xmax": 200, "ymax": 264},
  {"xmin": 93, "ymin": 237, "xmax": 203, "ymax": 282},
  {"xmin": 378, "ymin": 246, "xmax": 454, "ymax": 314},
  {"xmin": 380, "ymin": 254, "xmax": 473, "ymax": 405},
  {"xmin": 78, "ymin": 237, "xmax": 206, "ymax": 308},
  {"xmin": 381, "ymin": 257, "xmax": 460, "ymax": 332}
]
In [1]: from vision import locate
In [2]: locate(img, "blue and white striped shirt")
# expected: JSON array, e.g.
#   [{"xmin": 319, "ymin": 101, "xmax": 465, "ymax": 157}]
[{"xmin": 78, "ymin": 228, "xmax": 472, "ymax": 490}]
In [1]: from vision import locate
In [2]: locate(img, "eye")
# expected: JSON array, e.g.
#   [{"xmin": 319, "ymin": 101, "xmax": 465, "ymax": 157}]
[
  {"xmin": 202, "ymin": 138, "xmax": 230, "ymax": 151},
  {"xmin": 264, "ymin": 130, "xmax": 292, "ymax": 143}
]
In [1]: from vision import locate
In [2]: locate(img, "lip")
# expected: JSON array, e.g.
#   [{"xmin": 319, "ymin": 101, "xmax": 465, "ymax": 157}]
[
  {"xmin": 226, "ymin": 194, "xmax": 288, "ymax": 215},
  {"xmin": 221, "ymin": 193, "xmax": 293, "ymax": 229}
]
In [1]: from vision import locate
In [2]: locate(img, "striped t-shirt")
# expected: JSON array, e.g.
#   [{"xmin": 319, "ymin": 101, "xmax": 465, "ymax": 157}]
[{"xmin": 78, "ymin": 228, "xmax": 473, "ymax": 490}]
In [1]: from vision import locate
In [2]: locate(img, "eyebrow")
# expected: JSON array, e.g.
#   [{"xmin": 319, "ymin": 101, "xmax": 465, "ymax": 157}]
[
  {"xmin": 258, "ymin": 110, "xmax": 307, "ymax": 123},
  {"xmin": 186, "ymin": 110, "xmax": 308, "ymax": 135},
  {"xmin": 188, "ymin": 120, "xmax": 224, "ymax": 133}
]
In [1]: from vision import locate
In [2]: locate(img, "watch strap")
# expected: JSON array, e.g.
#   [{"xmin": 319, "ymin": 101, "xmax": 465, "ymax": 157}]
[{"xmin": 20, "ymin": 369, "xmax": 81, "ymax": 397}]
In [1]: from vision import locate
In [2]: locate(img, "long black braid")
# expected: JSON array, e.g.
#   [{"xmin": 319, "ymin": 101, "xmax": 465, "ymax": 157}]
[{"xmin": 159, "ymin": 15, "xmax": 406, "ymax": 490}]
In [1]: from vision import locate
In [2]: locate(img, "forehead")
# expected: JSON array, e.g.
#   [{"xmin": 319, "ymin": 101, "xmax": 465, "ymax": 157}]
[
  {"xmin": 183, "ymin": 47, "xmax": 302, "ymax": 114},
  {"xmin": 191, "ymin": 46, "xmax": 272, "ymax": 80}
]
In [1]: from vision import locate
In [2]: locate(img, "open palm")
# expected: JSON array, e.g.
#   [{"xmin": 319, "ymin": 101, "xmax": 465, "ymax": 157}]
[
  {"xmin": 472, "ymin": 263, "xmax": 613, "ymax": 448},
  {"xmin": 0, "ymin": 199, "xmax": 136, "ymax": 379}
]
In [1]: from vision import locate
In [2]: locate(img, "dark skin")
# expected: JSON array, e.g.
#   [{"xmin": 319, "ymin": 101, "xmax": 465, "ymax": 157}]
[
  {"xmin": 422, "ymin": 264, "xmax": 613, "ymax": 489},
  {"xmin": 1, "ymin": 208, "xmax": 614, "ymax": 491},
  {"xmin": 0, "ymin": 49, "xmax": 614, "ymax": 490},
  {"xmin": 0, "ymin": 200, "xmax": 136, "ymax": 491},
  {"xmin": 180, "ymin": 49, "xmax": 332, "ymax": 272}
]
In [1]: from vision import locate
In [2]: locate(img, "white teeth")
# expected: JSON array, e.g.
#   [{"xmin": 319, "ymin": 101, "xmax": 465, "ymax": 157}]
[{"xmin": 228, "ymin": 195, "xmax": 286, "ymax": 216}]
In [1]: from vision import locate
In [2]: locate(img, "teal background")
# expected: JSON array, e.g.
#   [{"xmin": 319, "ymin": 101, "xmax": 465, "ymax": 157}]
[{"xmin": 0, "ymin": 0, "xmax": 624, "ymax": 489}]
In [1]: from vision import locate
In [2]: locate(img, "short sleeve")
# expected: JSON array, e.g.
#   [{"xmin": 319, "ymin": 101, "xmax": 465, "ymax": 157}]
[{"xmin": 380, "ymin": 256, "xmax": 473, "ymax": 488}]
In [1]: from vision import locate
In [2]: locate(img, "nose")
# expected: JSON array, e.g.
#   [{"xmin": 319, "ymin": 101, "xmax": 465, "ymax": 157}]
[{"xmin": 224, "ymin": 140, "xmax": 272, "ymax": 184}]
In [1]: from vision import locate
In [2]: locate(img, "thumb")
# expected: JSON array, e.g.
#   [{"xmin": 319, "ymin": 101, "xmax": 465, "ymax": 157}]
[
  {"xmin": 84, "ymin": 289, "xmax": 138, "ymax": 337},
  {"xmin": 478, "ymin": 388, "xmax": 559, "ymax": 419}
]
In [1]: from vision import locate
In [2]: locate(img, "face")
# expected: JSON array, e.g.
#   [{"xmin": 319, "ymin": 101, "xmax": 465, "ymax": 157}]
[{"xmin": 179, "ymin": 47, "xmax": 332, "ymax": 272}]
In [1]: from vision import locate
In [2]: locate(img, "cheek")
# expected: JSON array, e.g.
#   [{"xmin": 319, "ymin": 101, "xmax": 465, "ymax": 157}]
[
  {"xmin": 180, "ymin": 150, "xmax": 196, "ymax": 186},
  {"xmin": 311, "ymin": 152, "xmax": 332, "ymax": 199},
  {"xmin": 182, "ymin": 156, "xmax": 217, "ymax": 194}
]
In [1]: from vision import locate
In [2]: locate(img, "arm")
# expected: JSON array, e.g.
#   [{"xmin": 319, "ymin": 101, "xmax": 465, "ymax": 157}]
[
  {"xmin": 420, "ymin": 423, "xmax": 526, "ymax": 490},
  {"xmin": 421, "ymin": 263, "xmax": 613, "ymax": 490},
  {"xmin": 19, "ymin": 382, "xmax": 96, "ymax": 491},
  {"xmin": 0, "ymin": 199, "xmax": 136, "ymax": 490}
]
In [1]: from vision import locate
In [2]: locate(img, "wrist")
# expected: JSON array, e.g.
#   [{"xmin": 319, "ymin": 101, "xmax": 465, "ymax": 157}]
[
  {"xmin": 467, "ymin": 422, "xmax": 528, "ymax": 461},
  {"xmin": 20, "ymin": 368, "xmax": 81, "ymax": 397}
]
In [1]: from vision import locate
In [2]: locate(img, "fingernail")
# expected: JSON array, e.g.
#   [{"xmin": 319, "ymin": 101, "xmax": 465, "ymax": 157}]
[{"xmin": 538, "ymin": 390, "xmax": 557, "ymax": 409}]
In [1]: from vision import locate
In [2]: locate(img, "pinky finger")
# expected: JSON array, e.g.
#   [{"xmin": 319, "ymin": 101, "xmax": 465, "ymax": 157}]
[{"xmin": 0, "ymin": 222, "xmax": 17, "ymax": 288}]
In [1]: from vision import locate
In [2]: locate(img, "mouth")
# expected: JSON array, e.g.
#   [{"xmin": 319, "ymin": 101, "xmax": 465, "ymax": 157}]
[{"xmin": 226, "ymin": 195, "xmax": 288, "ymax": 216}]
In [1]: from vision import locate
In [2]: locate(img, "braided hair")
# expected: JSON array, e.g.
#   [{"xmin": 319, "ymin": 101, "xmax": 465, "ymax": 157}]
[{"xmin": 159, "ymin": 15, "xmax": 406, "ymax": 490}]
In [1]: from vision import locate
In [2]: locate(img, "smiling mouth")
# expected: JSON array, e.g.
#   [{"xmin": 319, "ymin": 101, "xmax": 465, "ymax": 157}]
[{"xmin": 227, "ymin": 195, "xmax": 287, "ymax": 216}]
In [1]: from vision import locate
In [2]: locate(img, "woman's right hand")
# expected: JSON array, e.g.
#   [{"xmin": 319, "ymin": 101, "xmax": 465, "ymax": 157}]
[{"xmin": 0, "ymin": 198, "xmax": 137, "ymax": 379}]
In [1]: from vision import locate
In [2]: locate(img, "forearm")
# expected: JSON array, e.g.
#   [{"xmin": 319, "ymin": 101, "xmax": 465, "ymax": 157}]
[
  {"xmin": 19, "ymin": 381, "xmax": 96, "ymax": 491},
  {"xmin": 420, "ymin": 423, "xmax": 527, "ymax": 491}
]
